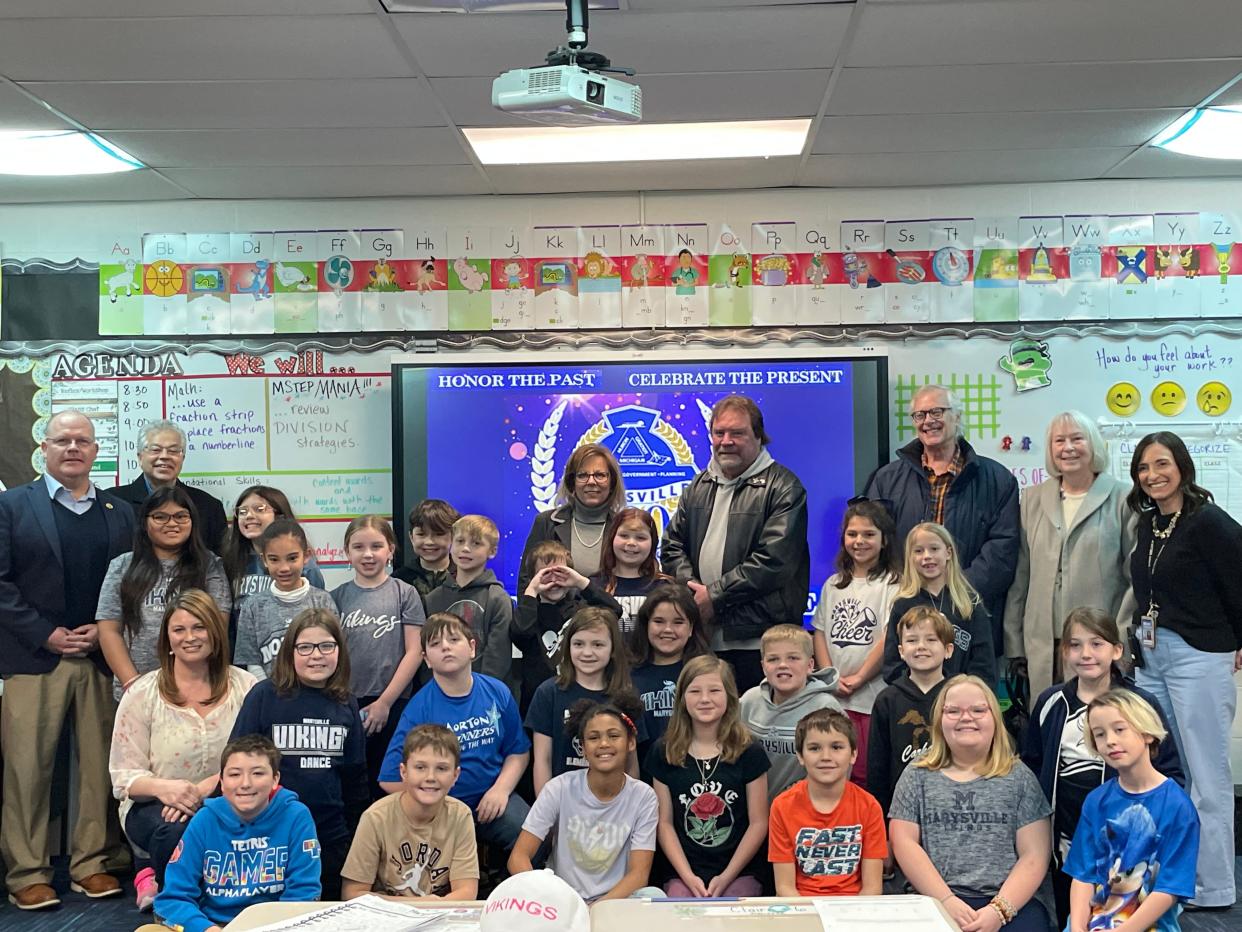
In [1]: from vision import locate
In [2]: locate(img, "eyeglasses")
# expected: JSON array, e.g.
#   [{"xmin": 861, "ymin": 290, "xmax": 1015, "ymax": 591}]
[
  {"xmin": 236, "ymin": 503, "xmax": 273, "ymax": 517},
  {"xmin": 144, "ymin": 444, "xmax": 185, "ymax": 457},
  {"xmin": 910, "ymin": 407, "xmax": 951, "ymax": 423},
  {"xmin": 942, "ymin": 705, "xmax": 991, "ymax": 721},
  {"xmin": 575, "ymin": 471, "xmax": 609, "ymax": 483},
  {"xmin": 148, "ymin": 511, "xmax": 192, "ymax": 526},
  {"xmin": 293, "ymin": 641, "xmax": 338, "ymax": 657}
]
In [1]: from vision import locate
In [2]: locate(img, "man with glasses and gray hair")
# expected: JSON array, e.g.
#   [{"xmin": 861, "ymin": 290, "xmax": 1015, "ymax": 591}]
[
  {"xmin": 864, "ymin": 384, "xmax": 1019, "ymax": 647},
  {"xmin": 114, "ymin": 419, "xmax": 228, "ymax": 553}
]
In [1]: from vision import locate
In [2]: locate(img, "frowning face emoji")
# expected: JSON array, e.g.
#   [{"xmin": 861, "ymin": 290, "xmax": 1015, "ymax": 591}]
[
  {"xmin": 1106, "ymin": 382, "xmax": 1141, "ymax": 417},
  {"xmin": 1150, "ymin": 381, "xmax": 1187, "ymax": 417},
  {"xmin": 1196, "ymin": 381, "xmax": 1232, "ymax": 416}
]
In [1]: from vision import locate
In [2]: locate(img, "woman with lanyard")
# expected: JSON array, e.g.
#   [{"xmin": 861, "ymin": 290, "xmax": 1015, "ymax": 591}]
[
  {"xmin": 1128, "ymin": 431, "xmax": 1242, "ymax": 910},
  {"xmin": 517, "ymin": 443, "xmax": 626, "ymax": 595}
]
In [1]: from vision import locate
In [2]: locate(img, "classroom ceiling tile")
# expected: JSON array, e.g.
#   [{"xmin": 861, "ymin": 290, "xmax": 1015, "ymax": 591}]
[
  {"xmin": 812, "ymin": 110, "xmax": 1183, "ymax": 155},
  {"xmin": 162, "ymin": 164, "xmax": 492, "ymax": 198},
  {"xmin": 104, "ymin": 127, "xmax": 471, "ymax": 168},
  {"xmin": 1103, "ymin": 147, "xmax": 1242, "ymax": 179},
  {"xmin": 846, "ymin": 0, "xmax": 1242, "ymax": 67},
  {"xmin": 24, "ymin": 79, "xmax": 448, "ymax": 131},
  {"xmin": 0, "ymin": 0, "xmax": 374, "ymax": 15},
  {"xmin": 827, "ymin": 61, "xmax": 1242, "ymax": 116},
  {"xmin": 625, "ymin": 0, "xmax": 851, "ymax": 7},
  {"xmin": 391, "ymin": 7, "xmax": 849, "ymax": 77},
  {"xmin": 488, "ymin": 156, "xmax": 800, "ymax": 194},
  {"xmin": 1214, "ymin": 83, "xmax": 1242, "ymax": 107},
  {"xmin": 0, "ymin": 83, "xmax": 74, "ymax": 130},
  {"xmin": 799, "ymin": 147, "xmax": 1132, "ymax": 187},
  {"xmin": 0, "ymin": 170, "xmax": 192, "ymax": 203},
  {"xmin": 433, "ymin": 70, "xmax": 831, "ymax": 126},
  {"xmin": 0, "ymin": 17, "xmax": 413, "ymax": 82}
]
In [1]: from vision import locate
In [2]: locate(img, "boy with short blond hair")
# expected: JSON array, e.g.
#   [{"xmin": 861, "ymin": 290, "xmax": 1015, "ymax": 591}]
[
  {"xmin": 378, "ymin": 614, "xmax": 531, "ymax": 850},
  {"xmin": 514, "ymin": 540, "xmax": 621, "ymax": 711},
  {"xmin": 770, "ymin": 709, "xmax": 887, "ymax": 897},
  {"xmin": 866, "ymin": 605, "xmax": 955, "ymax": 813},
  {"xmin": 740, "ymin": 624, "xmax": 843, "ymax": 801},
  {"xmin": 342, "ymin": 724, "xmax": 479, "ymax": 901},
  {"xmin": 424, "ymin": 515, "xmax": 512, "ymax": 680}
]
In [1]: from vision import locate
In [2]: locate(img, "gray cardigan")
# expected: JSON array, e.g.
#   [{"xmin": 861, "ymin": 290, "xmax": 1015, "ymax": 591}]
[{"xmin": 1002, "ymin": 473, "xmax": 1137, "ymax": 696}]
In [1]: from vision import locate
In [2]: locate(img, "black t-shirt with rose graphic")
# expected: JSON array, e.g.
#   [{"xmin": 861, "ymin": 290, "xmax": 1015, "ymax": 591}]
[{"xmin": 646, "ymin": 739, "xmax": 770, "ymax": 881}]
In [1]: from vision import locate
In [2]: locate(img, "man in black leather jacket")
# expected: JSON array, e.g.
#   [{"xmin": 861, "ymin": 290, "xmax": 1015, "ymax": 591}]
[{"xmin": 661, "ymin": 395, "xmax": 809, "ymax": 691}]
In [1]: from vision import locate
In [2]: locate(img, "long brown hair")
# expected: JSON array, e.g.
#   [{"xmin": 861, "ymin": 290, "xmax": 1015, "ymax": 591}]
[
  {"xmin": 222, "ymin": 485, "xmax": 296, "ymax": 590},
  {"xmin": 122, "ymin": 487, "xmax": 212, "ymax": 636},
  {"xmin": 271, "ymin": 609, "xmax": 352, "ymax": 703},
  {"xmin": 597, "ymin": 508, "xmax": 671, "ymax": 593},
  {"xmin": 661, "ymin": 655, "xmax": 752, "ymax": 766},
  {"xmin": 833, "ymin": 500, "xmax": 900, "ymax": 588},
  {"xmin": 156, "ymin": 589, "xmax": 232, "ymax": 707},
  {"xmin": 625, "ymin": 583, "xmax": 710, "ymax": 666},
  {"xmin": 554, "ymin": 606, "xmax": 631, "ymax": 697},
  {"xmin": 557, "ymin": 443, "xmax": 626, "ymax": 512}
]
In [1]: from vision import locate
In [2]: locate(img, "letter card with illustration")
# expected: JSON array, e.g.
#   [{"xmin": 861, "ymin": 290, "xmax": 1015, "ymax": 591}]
[
  {"xmin": 447, "ymin": 226, "xmax": 493, "ymax": 331},
  {"xmin": 142, "ymin": 234, "xmax": 189, "ymax": 336},
  {"xmin": 1201, "ymin": 212, "xmax": 1242, "ymax": 319},
  {"xmin": 358, "ymin": 229, "xmax": 408, "ymax": 332},
  {"xmin": 317, "ymin": 230, "xmax": 363, "ymax": 333},
  {"xmin": 1063, "ymin": 216, "xmax": 1108, "ymax": 320},
  {"xmin": 884, "ymin": 220, "xmax": 931, "ymax": 323},
  {"xmin": 272, "ymin": 233, "xmax": 319, "ymax": 334},
  {"xmin": 972, "ymin": 217, "xmax": 1019, "ymax": 322},
  {"xmin": 1107, "ymin": 214, "xmax": 1155, "ymax": 320},
  {"xmin": 184, "ymin": 233, "xmax": 230, "ymax": 336},
  {"xmin": 1017, "ymin": 216, "xmax": 1070, "ymax": 322},
  {"xmin": 577, "ymin": 225, "xmax": 623, "ymax": 329},
  {"xmin": 620, "ymin": 224, "xmax": 667, "ymax": 328},
  {"xmin": 927, "ymin": 218, "xmax": 973, "ymax": 323},
  {"xmin": 751, "ymin": 221, "xmax": 798, "ymax": 326},
  {"xmin": 405, "ymin": 227, "xmax": 449, "ymax": 331},
  {"xmin": 839, "ymin": 221, "xmax": 888, "ymax": 325},
  {"xmin": 99, "ymin": 234, "xmax": 144, "ymax": 335},
  {"xmin": 708, "ymin": 222, "xmax": 751, "ymax": 326},
  {"xmin": 796, "ymin": 223, "xmax": 841, "ymax": 325},
  {"xmin": 666, "ymin": 224, "xmax": 708, "ymax": 328},
  {"xmin": 532, "ymin": 225, "xmax": 578, "ymax": 329},
  {"xmin": 1152, "ymin": 212, "xmax": 1202, "ymax": 320},
  {"xmin": 490, "ymin": 226, "xmax": 534, "ymax": 331},
  {"xmin": 229, "ymin": 233, "xmax": 275, "ymax": 334}
]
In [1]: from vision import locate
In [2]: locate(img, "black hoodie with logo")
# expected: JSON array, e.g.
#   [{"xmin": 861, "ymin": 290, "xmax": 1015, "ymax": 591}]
[{"xmin": 866, "ymin": 673, "xmax": 947, "ymax": 814}]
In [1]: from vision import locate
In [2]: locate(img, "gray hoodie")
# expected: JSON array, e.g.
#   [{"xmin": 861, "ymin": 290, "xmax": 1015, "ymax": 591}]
[
  {"xmin": 424, "ymin": 568, "xmax": 513, "ymax": 683},
  {"xmin": 739, "ymin": 666, "xmax": 842, "ymax": 802}
]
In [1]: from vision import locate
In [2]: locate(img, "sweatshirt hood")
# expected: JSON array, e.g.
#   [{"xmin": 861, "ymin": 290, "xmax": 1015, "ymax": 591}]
[
  {"xmin": 893, "ymin": 673, "xmax": 945, "ymax": 704},
  {"xmin": 756, "ymin": 665, "xmax": 839, "ymax": 708},
  {"xmin": 444, "ymin": 569, "xmax": 502, "ymax": 593},
  {"xmin": 202, "ymin": 785, "xmax": 299, "ymax": 834},
  {"xmin": 706, "ymin": 447, "xmax": 774, "ymax": 487}
]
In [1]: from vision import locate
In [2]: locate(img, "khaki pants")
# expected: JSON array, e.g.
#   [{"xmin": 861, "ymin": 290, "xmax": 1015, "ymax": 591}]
[{"xmin": 1, "ymin": 657, "xmax": 121, "ymax": 890}]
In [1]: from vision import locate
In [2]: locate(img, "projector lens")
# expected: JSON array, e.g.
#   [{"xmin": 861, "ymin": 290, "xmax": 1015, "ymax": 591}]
[{"xmin": 586, "ymin": 80, "xmax": 605, "ymax": 104}]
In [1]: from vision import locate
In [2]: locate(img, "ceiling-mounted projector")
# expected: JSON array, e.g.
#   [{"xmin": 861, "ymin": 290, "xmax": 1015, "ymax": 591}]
[{"xmin": 492, "ymin": 0, "xmax": 641, "ymax": 125}]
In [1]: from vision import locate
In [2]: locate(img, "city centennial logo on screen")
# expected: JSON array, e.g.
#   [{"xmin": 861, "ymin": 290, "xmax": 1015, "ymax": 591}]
[{"xmin": 531, "ymin": 402, "xmax": 699, "ymax": 525}]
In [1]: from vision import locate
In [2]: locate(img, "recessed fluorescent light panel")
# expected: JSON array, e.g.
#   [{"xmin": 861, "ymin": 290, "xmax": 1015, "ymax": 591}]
[
  {"xmin": 1152, "ymin": 107, "xmax": 1242, "ymax": 160},
  {"xmin": 464, "ymin": 119, "xmax": 812, "ymax": 165},
  {"xmin": 0, "ymin": 130, "xmax": 144, "ymax": 176}
]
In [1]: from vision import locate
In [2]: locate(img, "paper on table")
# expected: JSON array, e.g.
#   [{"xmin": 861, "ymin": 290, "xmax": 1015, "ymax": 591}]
[
  {"xmin": 813, "ymin": 895, "xmax": 956, "ymax": 932},
  {"xmin": 246, "ymin": 894, "xmax": 466, "ymax": 932}
]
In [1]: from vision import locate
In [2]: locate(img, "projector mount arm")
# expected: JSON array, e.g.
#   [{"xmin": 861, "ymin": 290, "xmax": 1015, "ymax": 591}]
[{"xmin": 543, "ymin": 0, "xmax": 635, "ymax": 76}]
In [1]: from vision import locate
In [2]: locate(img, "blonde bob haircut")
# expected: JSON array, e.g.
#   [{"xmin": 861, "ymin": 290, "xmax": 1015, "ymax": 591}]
[
  {"xmin": 915, "ymin": 674, "xmax": 1016, "ymax": 778},
  {"xmin": 1084, "ymin": 689, "xmax": 1167, "ymax": 760},
  {"xmin": 1045, "ymin": 411, "xmax": 1108, "ymax": 477}
]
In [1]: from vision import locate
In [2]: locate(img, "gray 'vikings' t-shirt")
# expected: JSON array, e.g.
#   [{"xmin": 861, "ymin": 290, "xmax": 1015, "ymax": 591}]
[
  {"xmin": 888, "ymin": 763, "xmax": 1051, "ymax": 898},
  {"xmin": 331, "ymin": 577, "xmax": 425, "ymax": 698},
  {"xmin": 234, "ymin": 584, "xmax": 337, "ymax": 675},
  {"xmin": 96, "ymin": 552, "xmax": 232, "ymax": 696},
  {"xmin": 521, "ymin": 770, "xmax": 658, "ymax": 903}
]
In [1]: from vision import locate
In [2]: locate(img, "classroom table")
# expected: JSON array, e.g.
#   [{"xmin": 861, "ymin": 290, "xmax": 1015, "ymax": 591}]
[
  {"xmin": 590, "ymin": 896, "xmax": 961, "ymax": 932},
  {"xmin": 224, "ymin": 898, "xmax": 486, "ymax": 929}
]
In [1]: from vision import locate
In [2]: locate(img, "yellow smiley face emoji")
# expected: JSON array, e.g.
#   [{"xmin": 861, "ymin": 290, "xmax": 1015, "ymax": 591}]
[
  {"xmin": 1106, "ymin": 381, "xmax": 1141, "ymax": 416},
  {"xmin": 1151, "ymin": 381, "xmax": 1187, "ymax": 417},
  {"xmin": 1196, "ymin": 381, "xmax": 1232, "ymax": 416}
]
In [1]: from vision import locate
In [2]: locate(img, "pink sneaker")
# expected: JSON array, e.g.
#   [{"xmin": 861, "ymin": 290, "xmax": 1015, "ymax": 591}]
[{"xmin": 134, "ymin": 867, "xmax": 158, "ymax": 912}]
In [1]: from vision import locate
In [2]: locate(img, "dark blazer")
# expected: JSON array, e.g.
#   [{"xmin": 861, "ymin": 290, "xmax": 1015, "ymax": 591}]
[
  {"xmin": 114, "ymin": 475, "xmax": 228, "ymax": 554},
  {"xmin": 0, "ymin": 478, "xmax": 135, "ymax": 676}
]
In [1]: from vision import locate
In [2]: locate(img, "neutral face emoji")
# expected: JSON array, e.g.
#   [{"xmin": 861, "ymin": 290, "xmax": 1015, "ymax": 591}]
[
  {"xmin": 1105, "ymin": 381, "xmax": 1141, "ymax": 416},
  {"xmin": 1197, "ymin": 381, "xmax": 1232, "ymax": 416},
  {"xmin": 1150, "ymin": 381, "xmax": 1187, "ymax": 417}
]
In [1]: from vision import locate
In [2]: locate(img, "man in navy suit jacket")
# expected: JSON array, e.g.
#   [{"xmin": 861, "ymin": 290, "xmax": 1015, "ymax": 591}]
[{"xmin": 0, "ymin": 410, "xmax": 135, "ymax": 911}]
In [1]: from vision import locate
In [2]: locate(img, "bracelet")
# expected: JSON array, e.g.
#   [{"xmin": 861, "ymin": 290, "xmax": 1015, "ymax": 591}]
[
  {"xmin": 989, "ymin": 904, "xmax": 1008, "ymax": 926},
  {"xmin": 990, "ymin": 895, "xmax": 1016, "ymax": 925},
  {"xmin": 939, "ymin": 892, "xmax": 957, "ymax": 903}
]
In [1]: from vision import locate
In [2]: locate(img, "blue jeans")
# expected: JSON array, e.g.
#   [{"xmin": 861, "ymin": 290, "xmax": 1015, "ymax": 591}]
[
  {"xmin": 475, "ymin": 792, "xmax": 530, "ymax": 849},
  {"xmin": 1137, "ymin": 627, "xmax": 1236, "ymax": 907}
]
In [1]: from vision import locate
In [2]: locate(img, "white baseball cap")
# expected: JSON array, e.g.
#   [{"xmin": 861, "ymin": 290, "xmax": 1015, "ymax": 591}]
[{"xmin": 481, "ymin": 870, "xmax": 591, "ymax": 932}]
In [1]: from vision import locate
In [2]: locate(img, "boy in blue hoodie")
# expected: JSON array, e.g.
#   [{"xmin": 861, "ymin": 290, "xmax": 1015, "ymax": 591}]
[{"xmin": 153, "ymin": 735, "xmax": 321, "ymax": 932}]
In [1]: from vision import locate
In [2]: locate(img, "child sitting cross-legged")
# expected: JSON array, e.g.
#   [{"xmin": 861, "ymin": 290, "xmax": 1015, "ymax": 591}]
[{"xmin": 342, "ymin": 724, "xmax": 479, "ymax": 902}]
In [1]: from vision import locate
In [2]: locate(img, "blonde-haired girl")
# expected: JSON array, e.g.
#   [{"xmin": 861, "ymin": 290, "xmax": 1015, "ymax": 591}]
[
  {"xmin": 890, "ymin": 674, "xmax": 1052, "ymax": 932},
  {"xmin": 881, "ymin": 523, "xmax": 994, "ymax": 686},
  {"xmin": 647, "ymin": 655, "xmax": 769, "ymax": 897}
]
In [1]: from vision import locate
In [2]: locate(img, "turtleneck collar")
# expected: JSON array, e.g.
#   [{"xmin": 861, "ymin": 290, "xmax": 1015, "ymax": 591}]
[{"xmin": 572, "ymin": 500, "xmax": 611, "ymax": 525}]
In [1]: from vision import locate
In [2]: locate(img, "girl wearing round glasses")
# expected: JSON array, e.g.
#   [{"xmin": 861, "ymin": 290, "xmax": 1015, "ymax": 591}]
[
  {"xmin": 98, "ymin": 486, "xmax": 232, "ymax": 697},
  {"xmin": 889, "ymin": 674, "xmax": 1052, "ymax": 932},
  {"xmin": 229, "ymin": 608, "xmax": 368, "ymax": 900}
]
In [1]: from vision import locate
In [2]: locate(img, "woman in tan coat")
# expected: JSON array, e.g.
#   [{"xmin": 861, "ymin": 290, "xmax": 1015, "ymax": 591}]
[{"xmin": 1003, "ymin": 412, "xmax": 1137, "ymax": 695}]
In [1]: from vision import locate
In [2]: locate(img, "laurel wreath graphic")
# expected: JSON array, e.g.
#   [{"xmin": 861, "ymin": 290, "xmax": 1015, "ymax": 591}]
[
  {"xmin": 574, "ymin": 421, "xmax": 610, "ymax": 447},
  {"xmin": 530, "ymin": 400, "xmax": 567, "ymax": 512}
]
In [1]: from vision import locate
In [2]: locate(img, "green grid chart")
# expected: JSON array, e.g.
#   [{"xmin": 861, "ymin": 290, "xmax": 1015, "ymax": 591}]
[{"xmin": 893, "ymin": 372, "xmax": 1003, "ymax": 444}]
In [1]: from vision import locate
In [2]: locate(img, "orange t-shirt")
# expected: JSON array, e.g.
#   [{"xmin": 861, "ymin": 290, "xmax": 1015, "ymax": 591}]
[{"xmin": 768, "ymin": 779, "xmax": 888, "ymax": 896}]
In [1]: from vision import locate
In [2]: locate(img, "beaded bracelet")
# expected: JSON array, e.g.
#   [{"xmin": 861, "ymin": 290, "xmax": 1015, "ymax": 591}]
[{"xmin": 990, "ymin": 894, "xmax": 1016, "ymax": 925}]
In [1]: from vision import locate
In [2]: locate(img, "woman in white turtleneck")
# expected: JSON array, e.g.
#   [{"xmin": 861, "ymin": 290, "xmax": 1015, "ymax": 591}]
[{"xmin": 517, "ymin": 443, "xmax": 627, "ymax": 596}]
